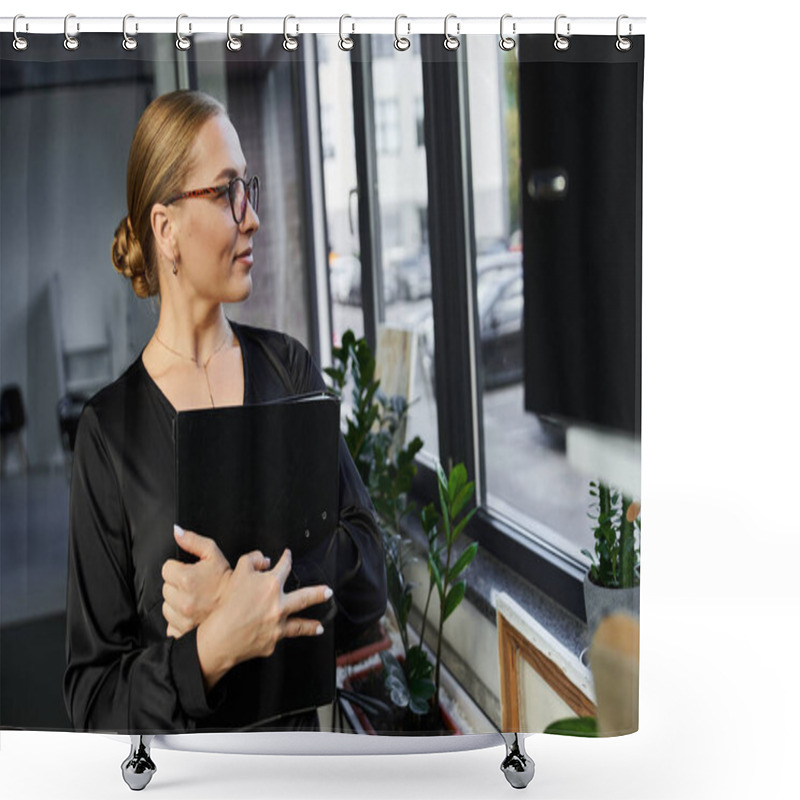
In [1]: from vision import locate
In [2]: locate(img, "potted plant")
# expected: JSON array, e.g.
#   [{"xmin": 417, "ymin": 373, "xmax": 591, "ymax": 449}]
[
  {"xmin": 326, "ymin": 331, "xmax": 479, "ymax": 734},
  {"xmin": 325, "ymin": 331, "xmax": 432, "ymax": 721},
  {"xmin": 581, "ymin": 481, "xmax": 641, "ymax": 640},
  {"xmin": 322, "ymin": 332, "xmax": 418, "ymax": 669},
  {"xmin": 417, "ymin": 461, "xmax": 478, "ymax": 714},
  {"xmin": 341, "ymin": 458, "xmax": 478, "ymax": 734}
]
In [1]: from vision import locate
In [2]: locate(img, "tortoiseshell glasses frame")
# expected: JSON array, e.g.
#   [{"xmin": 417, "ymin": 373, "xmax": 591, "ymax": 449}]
[{"xmin": 162, "ymin": 175, "xmax": 260, "ymax": 225}]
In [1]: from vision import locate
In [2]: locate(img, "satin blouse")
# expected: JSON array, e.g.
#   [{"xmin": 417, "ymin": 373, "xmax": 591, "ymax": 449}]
[{"xmin": 63, "ymin": 319, "xmax": 387, "ymax": 733}]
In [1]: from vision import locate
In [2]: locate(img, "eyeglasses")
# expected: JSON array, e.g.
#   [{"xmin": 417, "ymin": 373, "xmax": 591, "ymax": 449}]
[{"xmin": 162, "ymin": 175, "xmax": 260, "ymax": 225}]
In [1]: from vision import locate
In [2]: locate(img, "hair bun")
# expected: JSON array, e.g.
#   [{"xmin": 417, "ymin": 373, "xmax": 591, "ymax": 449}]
[{"xmin": 112, "ymin": 215, "xmax": 151, "ymax": 298}]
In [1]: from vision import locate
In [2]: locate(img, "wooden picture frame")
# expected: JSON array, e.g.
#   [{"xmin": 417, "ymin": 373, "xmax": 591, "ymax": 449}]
[{"xmin": 496, "ymin": 593, "xmax": 596, "ymax": 732}]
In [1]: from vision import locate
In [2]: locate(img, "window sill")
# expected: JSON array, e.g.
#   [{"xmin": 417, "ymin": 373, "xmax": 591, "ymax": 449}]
[{"xmin": 399, "ymin": 508, "xmax": 589, "ymax": 674}]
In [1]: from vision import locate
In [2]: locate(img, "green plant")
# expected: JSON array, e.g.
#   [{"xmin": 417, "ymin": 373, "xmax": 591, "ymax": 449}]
[
  {"xmin": 543, "ymin": 716, "xmax": 598, "ymax": 737},
  {"xmin": 325, "ymin": 331, "xmax": 423, "ymax": 527},
  {"xmin": 325, "ymin": 330, "xmax": 431, "ymax": 715},
  {"xmin": 379, "ymin": 648, "xmax": 435, "ymax": 716},
  {"xmin": 327, "ymin": 331, "xmax": 480, "ymax": 721},
  {"xmin": 581, "ymin": 481, "xmax": 641, "ymax": 589},
  {"xmin": 417, "ymin": 462, "xmax": 479, "ymax": 710}
]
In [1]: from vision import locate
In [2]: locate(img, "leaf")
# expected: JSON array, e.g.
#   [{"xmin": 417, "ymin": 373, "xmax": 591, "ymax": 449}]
[
  {"xmin": 407, "ymin": 436, "xmax": 424, "ymax": 458},
  {"xmin": 448, "ymin": 541, "xmax": 478, "ymax": 581},
  {"xmin": 323, "ymin": 366, "xmax": 345, "ymax": 387},
  {"xmin": 435, "ymin": 461, "xmax": 448, "ymax": 493},
  {"xmin": 543, "ymin": 717, "xmax": 598, "ymax": 737},
  {"xmin": 408, "ymin": 677, "xmax": 435, "ymax": 702},
  {"xmin": 442, "ymin": 580, "xmax": 466, "ymax": 621},
  {"xmin": 450, "ymin": 481, "xmax": 475, "ymax": 520},
  {"xmin": 405, "ymin": 645, "xmax": 433, "ymax": 680},
  {"xmin": 389, "ymin": 683, "xmax": 410, "ymax": 708},
  {"xmin": 386, "ymin": 674, "xmax": 406, "ymax": 693},
  {"xmin": 420, "ymin": 502, "xmax": 439, "ymax": 535},
  {"xmin": 447, "ymin": 463, "xmax": 468, "ymax": 503},
  {"xmin": 436, "ymin": 467, "xmax": 451, "ymax": 543},
  {"xmin": 428, "ymin": 551, "xmax": 443, "ymax": 595},
  {"xmin": 408, "ymin": 693, "xmax": 431, "ymax": 715},
  {"xmin": 380, "ymin": 650, "xmax": 404, "ymax": 679},
  {"xmin": 401, "ymin": 591, "xmax": 412, "ymax": 626},
  {"xmin": 341, "ymin": 329, "xmax": 356, "ymax": 350},
  {"xmin": 450, "ymin": 506, "xmax": 478, "ymax": 542}
]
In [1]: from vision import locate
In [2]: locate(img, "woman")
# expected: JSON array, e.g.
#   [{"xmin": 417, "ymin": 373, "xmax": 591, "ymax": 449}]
[{"xmin": 63, "ymin": 90, "xmax": 386, "ymax": 734}]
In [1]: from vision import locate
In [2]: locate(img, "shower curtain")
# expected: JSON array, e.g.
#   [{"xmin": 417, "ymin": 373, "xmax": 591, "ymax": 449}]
[{"xmin": 0, "ymin": 20, "xmax": 643, "ymax": 743}]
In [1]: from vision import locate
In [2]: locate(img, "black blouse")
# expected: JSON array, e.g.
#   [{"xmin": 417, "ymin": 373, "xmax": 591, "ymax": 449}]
[{"xmin": 63, "ymin": 319, "xmax": 387, "ymax": 733}]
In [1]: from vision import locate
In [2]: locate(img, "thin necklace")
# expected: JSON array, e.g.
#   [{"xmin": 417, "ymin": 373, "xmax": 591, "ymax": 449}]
[{"xmin": 153, "ymin": 324, "xmax": 231, "ymax": 408}]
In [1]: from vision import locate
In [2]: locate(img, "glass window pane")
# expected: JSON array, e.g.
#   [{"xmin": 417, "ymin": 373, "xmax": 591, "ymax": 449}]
[
  {"xmin": 316, "ymin": 34, "xmax": 365, "ymax": 345},
  {"xmin": 191, "ymin": 35, "xmax": 314, "ymax": 345},
  {"xmin": 467, "ymin": 38, "xmax": 593, "ymax": 559},
  {"xmin": 371, "ymin": 35, "xmax": 439, "ymax": 458}
]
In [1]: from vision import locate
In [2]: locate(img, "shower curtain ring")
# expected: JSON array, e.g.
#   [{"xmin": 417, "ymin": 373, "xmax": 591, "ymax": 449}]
[
  {"xmin": 175, "ymin": 14, "xmax": 191, "ymax": 50},
  {"xmin": 394, "ymin": 14, "xmax": 411, "ymax": 51},
  {"xmin": 227, "ymin": 15, "xmax": 242, "ymax": 51},
  {"xmin": 616, "ymin": 15, "xmax": 632, "ymax": 51},
  {"xmin": 122, "ymin": 15, "xmax": 138, "ymax": 51},
  {"xmin": 64, "ymin": 14, "xmax": 80, "ymax": 51},
  {"xmin": 554, "ymin": 14, "xmax": 570, "ymax": 51},
  {"xmin": 499, "ymin": 14, "xmax": 516, "ymax": 51},
  {"xmin": 283, "ymin": 15, "xmax": 299, "ymax": 51},
  {"xmin": 338, "ymin": 15, "xmax": 355, "ymax": 51},
  {"xmin": 12, "ymin": 15, "xmax": 29, "ymax": 51},
  {"xmin": 443, "ymin": 14, "xmax": 460, "ymax": 51}
]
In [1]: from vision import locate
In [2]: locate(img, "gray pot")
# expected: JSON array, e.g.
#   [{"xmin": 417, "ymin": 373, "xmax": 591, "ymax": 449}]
[{"xmin": 583, "ymin": 572, "xmax": 640, "ymax": 642}]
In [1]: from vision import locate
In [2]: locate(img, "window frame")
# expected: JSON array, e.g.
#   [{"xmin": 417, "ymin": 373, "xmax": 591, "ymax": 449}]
[
  {"xmin": 312, "ymin": 33, "xmax": 589, "ymax": 622},
  {"xmin": 350, "ymin": 35, "xmax": 384, "ymax": 356}
]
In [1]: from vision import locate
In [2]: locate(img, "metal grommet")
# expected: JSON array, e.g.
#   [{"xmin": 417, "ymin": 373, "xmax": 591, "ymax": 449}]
[
  {"xmin": 616, "ymin": 15, "xmax": 632, "ymax": 51},
  {"xmin": 63, "ymin": 13, "xmax": 79, "ymax": 51},
  {"xmin": 499, "ymin": 14, "xmax": 516, "ymax": 51},
  {"xmin": 554, "ymin": 14, "xmax": 570, "ymax": 51},
  {"xmin": 13, "ymin": 15, "xmax": 29, "ymax": 51},
  {"xmin": 443, "ymin": 13, "xmax": 460, "ymax": 51},
  {"xmin": 122, "ymin": 14, "xmax": 138, "ymax": 51},
  {"xmin": 338, "ymin": 14, "xmax": 354, "ymax": 51},
  {"xmin": 176, "ymin": 14, "xmax": 191, "ymax": 51},
  {"xmin": 283, "ymin": 15, "xmax": 298, "ymax": 52},
  {"xmin": 394, "ymin": 14, "xmax": 411, "ymax": 51},
  {"xmin": 227, "ymin": 15, "xmax": 242, "ymax": 51}
]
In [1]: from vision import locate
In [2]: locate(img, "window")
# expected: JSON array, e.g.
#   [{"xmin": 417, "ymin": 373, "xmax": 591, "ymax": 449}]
[
  {"xmin": 371, "ymin": 33, "xmax": 397, "ymax": 60},
  {"xmin": 315, "ymin": 35, "xmax": 365, "ymax": 345},
  {"xmin": 466, "ymin": 38, "xmax": 595, "ymax": 559},
  {"xmin": 374, "ymin": 98, "xmax": 401, "ymax": 156},
  {"xmin": 371, "ymin": 36, "xmax": 439, "ymax": 457},
  {"xmin": 320, "ymin": 104, "xmax": 335, "ymax": 159},
  {"xmin": 308, "ymin": 33, "xmax": 617, "ymax": 619}
]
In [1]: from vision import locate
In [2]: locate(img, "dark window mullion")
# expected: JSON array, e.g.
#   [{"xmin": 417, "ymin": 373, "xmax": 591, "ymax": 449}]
[
  {"xmin": 416, "ymin": 36, "xmax": 588, "ymax": 622},
  {"xmin": 420, "ymin": 34, "xmax": 479, "ymax": 486},
  {"xmin": 350, "ymin": 34, "xmax": 384, "ymax": 355},
  {"xmin": 296, "ymin": 40, "xmax": 324, "ymax": 367}
]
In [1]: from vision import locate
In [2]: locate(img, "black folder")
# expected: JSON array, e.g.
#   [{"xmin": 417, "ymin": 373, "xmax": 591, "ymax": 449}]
[{"xmin": 174, "ymin": 391, "xmax": 341, "ymax": 729}]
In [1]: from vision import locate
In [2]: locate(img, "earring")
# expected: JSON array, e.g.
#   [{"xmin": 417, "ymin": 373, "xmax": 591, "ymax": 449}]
[{"xmin": 172, "ymin": 258, "xmax": 178, "ymax": 276}]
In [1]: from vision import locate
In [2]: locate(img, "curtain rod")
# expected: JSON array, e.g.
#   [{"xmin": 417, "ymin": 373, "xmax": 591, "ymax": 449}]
[{"xmin": 1, "ymin": 16, "xmax": 646, "ymax": 37}]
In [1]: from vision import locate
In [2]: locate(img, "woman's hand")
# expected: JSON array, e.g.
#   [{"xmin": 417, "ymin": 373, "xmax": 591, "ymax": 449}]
[
  {"xmin": 161, "ymin": 525, "xmax": 240, "ymax": 638},
  {"xmin": 195, "ymin": 548, "xmax": 333, "ymax": 691}
]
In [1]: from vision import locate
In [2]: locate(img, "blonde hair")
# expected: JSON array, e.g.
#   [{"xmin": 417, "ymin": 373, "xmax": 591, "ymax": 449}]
[{"xmin": 111, "ymin": 90, "xmax": 227, "ymax": 298}]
